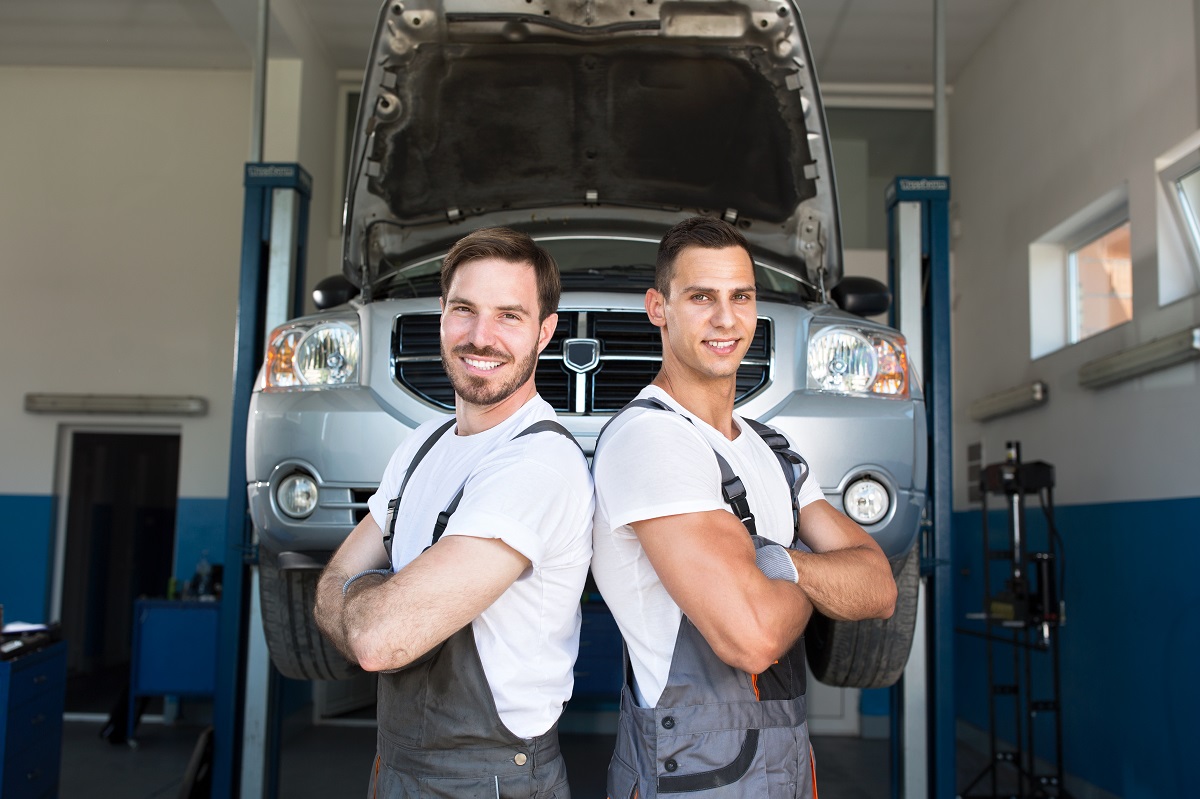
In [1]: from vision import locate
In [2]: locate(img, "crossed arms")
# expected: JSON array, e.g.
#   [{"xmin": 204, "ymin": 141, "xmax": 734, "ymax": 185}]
[
  {"xmin": 632, "ymin": 498, "xmax": 896, "ymax": 675},
  {"xmin": 313, "ymin": 513, "xmax": 529, "ymax": 673}
]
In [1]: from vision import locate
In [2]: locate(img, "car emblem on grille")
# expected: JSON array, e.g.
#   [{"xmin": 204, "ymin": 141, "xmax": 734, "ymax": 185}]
[{"xmin": 562, "ymin": 338, "xmax": 600, "ymax": 373}]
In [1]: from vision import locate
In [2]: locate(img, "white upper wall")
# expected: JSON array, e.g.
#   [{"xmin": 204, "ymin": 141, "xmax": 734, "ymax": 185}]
[
  {"xmin": 0, "ymin": 66, "xmax": 252, "ymax": 498},
  {"xmin": 950, "ymin": 0, "xmax": 1200, "ymax": 507},
  {"xmin": 0, "ymin": 54, "xmax": 343, "ymax": 501}
]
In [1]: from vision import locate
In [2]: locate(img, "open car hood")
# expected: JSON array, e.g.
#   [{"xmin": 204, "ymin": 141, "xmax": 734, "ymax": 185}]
[{"xmin": 343, "ymin": 0, "xmax": 843, "ymax": 296}]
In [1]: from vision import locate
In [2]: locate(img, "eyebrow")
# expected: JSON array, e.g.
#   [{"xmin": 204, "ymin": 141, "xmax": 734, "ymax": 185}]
[
  {"xmin": 680, "ymin": 284, "xmax": 757, "ymax": 295},
  {"xmin": 446, "ymin": 297, "xmax": 530, "ymax": 315}
]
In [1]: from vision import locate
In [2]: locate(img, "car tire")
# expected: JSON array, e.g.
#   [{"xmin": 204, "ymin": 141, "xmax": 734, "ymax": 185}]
[
  {"xmin": 805, "ymin": 546, "xmax": 919, "ymax": 689},
  {"xmin": 259, "ymin": 549, "xmax": 361, "ymax": 681}
]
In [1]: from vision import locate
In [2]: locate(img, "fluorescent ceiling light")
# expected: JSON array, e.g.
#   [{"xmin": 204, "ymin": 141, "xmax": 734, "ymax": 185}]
[
  {"xmin": 1078, "ymin": 327, "xmax": 1200, "ymax": 389},
  {"xmin": 968, "ymin": 381, "xmax": 1048, "ymax": 422},
  {"xmin": 24, "ymin": 393, "xmax": 208, "ymax": 416}
]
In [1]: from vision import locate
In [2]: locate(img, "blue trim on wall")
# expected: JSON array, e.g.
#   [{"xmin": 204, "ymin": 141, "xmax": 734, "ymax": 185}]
[
  {"xmin": 174, "ymin": 497, "xmax": 228, "ymax": 581},
  {"xmin": 0, "ymin": 494, "xmax": 55, "ymax": 623},
  {"xmin": 0, "ymin": 494, "xmax": 229, "ymax": 623},
  {"xmin": 954, "ymin": 496, "xmax": 1200, "ymax": 799},
  {"xmin": 860, "ymin": 687, "xmax": 890, "ymax": 717}
]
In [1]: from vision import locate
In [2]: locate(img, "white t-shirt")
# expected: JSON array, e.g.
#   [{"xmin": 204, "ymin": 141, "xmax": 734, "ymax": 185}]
[
  {"xmin": 590, "ymin": 385, "xmax": 824, "ymax": 708},
  {"xmin": 367, "ymin": 395, "xmax": 594, "ymax": 738}
]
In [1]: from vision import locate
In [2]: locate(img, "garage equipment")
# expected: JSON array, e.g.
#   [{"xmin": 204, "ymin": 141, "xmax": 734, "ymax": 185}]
[
  {"xmin": 886, "ymin": 176, "xmax": 954, "ymax": 799},
  {"xmin": 214, "ymin": 162, "xmax": 312, "ymax": 799},
  {"xmin": 960, "ymin": 442, "xmax": 1072, "ymax": 799}
]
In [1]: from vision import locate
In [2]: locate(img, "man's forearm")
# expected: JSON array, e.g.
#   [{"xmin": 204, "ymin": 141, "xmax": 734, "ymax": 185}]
[
  {"xmin": 789, "ymin": 545, "xmax": 896, "ymax": 622},
  {"xmin": 313, "ymin": 564, "xmax": 361, "ymax": 662}
]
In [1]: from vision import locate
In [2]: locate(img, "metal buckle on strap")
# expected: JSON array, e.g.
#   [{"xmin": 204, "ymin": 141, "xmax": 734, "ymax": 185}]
[
  {"xmin": 721, "ymin": 475, "xmax": 747, "ymax": 504},
  {"xmin": 430, "ymin": 510, "xmax": 453, "ymax": 547},
  {"xmin": 383, "ymin": 496, "xmax": 401, "ymax": 558},
  {"xmin": 722, "ymin": 476, "xmax": 757, "ymax": 535}
]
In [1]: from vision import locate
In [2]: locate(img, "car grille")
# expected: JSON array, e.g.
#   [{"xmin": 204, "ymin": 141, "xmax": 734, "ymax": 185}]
[{"xmin": 392, "ymin": 310, "xmax": 772, "ymax": 414}]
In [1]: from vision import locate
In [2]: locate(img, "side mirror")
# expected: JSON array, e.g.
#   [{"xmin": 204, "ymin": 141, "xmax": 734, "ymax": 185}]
[
  {"xmin": 831, "ymin": 276, "xmax": 891, "ymax": 317},
  {"xmin": 313, "ymin": 274, "xmax": 358, "ymax": 310}
]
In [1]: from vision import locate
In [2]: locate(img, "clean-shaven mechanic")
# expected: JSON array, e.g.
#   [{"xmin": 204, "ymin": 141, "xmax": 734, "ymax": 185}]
[
  {"xmin": 314, "ymin": 227, "xmax": 593, "ymax": 798},
  {"xmin": 591, "ymin": 216, "xmax": 897, "ymax": 798}
]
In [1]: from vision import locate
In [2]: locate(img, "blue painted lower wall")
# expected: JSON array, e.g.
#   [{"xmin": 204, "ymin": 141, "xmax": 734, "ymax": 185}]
[
  {"xmin": 175, "ymin": 497, "xmax": 229, "ymax": 583},
  {"xmin": 0, "ymin": 493, "xmax": 229, "ymax": 622},
  {"xmin": 0, "ymin": 494, "xmax": 56, "ymax": 623},
  {"xmin": 954, "ymin": 496, "xmax": 1200, "ymax": 799}
]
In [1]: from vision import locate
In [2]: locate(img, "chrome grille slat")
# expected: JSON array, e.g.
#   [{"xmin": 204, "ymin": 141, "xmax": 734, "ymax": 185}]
[{"xmin": 392, "ymin": 310, "xmax": 772, "ymax": 413}]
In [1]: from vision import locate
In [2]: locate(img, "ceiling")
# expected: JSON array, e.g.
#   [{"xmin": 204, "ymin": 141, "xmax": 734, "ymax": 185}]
[{"xmin": 0, "ymin": 0, "xmax": 1018, "ymax": 86}]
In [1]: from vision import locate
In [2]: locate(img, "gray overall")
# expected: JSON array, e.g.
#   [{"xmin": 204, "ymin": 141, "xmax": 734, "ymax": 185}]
[
  {"xmin": 602, "ymin": 400, "xmax": 816, "ymax": 799},
  {"xmin": 368, "ymin": 419, "xmax": 577, "ymax": 799}
]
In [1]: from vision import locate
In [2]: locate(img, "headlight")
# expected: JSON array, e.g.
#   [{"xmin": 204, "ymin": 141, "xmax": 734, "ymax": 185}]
[
  {"xmin": 807, "ymin": 324, "xmax": 909, "ymax": 398},
  {"xmin": 264, "ymin": 317, "xmax": 360, "ymax": 391},
  {"xmin": 843, "ymin": 477, "xmax": 890, "ymax": 525},
  {"xmin": 277, "ymin": 473, "xmax": 318, "ymax": 518}
]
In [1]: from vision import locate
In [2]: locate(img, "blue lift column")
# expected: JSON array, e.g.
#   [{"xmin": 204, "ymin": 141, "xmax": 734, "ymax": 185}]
[
  {"xmin": 886, "ymin": 176, "xmax": 954, "ymax": 799},
  {"xmin": 214, "ymin": 163, "xmax": 312, "ymax": 799}
]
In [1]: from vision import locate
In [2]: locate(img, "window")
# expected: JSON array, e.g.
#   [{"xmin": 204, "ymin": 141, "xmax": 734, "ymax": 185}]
[
  {"xmin": 1155, "ymin": 131, "xmax": 1200, "ymax": 304},
  {"xmin": 1029, "ymin": 188, "xmax": 1131, "ymax": 358},
  {"xmin": 1067, "ymin": 221, "xmax": 1132, "ymax": 343}
]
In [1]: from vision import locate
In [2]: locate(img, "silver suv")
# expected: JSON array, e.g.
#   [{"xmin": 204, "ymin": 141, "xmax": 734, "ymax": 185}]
[{"xmin": 248, "ymin": 0, "xmax": 926, "ymax": 687}]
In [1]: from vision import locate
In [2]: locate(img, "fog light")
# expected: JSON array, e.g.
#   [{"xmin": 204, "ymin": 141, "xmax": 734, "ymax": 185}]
[
  {"xmin": 844, "ymin": 478, "xmax": 889, "ymax": 525},
  {"xmin": 277, "ymin": 474, "xmax": 318, "ymax": 518}
]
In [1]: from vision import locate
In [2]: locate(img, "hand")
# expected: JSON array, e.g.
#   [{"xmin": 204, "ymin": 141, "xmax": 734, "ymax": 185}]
[{"xmin": 752, "ymin": 537, "xmax": 799, "ymax": 583}]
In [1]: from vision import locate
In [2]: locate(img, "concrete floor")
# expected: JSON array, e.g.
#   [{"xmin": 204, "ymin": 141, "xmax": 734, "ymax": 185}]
[{"xmin": 59, "ymin": 715, "xmax": 908, "ymax": 798}]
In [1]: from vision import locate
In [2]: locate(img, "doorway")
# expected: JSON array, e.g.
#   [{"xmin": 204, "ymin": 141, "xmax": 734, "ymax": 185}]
[{"xmin": 57, "ymin": 430, "xmax": 181, "ymax": 714}]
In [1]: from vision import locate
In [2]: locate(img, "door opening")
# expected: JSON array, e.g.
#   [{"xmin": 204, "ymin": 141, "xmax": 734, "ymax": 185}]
[{"xmin": 59, "ymin": 430, "xmax": 181, "ymax": 714}]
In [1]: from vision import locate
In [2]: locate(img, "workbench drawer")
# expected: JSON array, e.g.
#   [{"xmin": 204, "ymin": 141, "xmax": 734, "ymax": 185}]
[
  {"xmin": 3, "ymin": 648, "xmax": 65, "ymax": 710},
  {"xmin": 0, "ymin": 641, "xmax": 66, "ymax": 799},
  {"xmin": 1, "ymin": 742, "xmax": 57, "ymax": 799},
  {"xmin": 5, "ymin": 691, "xmax": 65, "ymax": 762}
]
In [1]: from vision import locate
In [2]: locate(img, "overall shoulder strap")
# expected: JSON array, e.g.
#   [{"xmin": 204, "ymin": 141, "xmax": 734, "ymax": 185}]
[
  {"xmin": 600, "ymin": 397, "xmax": 760, "ymax": 535},
  {"xmin": 429, "ymin": 418, "xmax": 583, "ymax": 546},
  {"xmin": 596, "ymin": 397, "xmax": 671, "ymax": 443},
  {"xmin": 742, "ymin": 418, "xmax": 811, "ymax": 542},
  {"xmin": 382, "ymin": 417, "xmax": 456, "ymax": 561},
  {"xmin": 512, "ymin": 418, "xmax": 583, "ymax": 450}
]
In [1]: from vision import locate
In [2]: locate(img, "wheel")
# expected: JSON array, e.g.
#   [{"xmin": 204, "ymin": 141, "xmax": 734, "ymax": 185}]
[
  {"xmin": 259, "ymin": 548, "xmax": 362, "ymax": 681},
  {"xmin": 805, "ymin": 546, "xmax": 919, "ymax": 688}
]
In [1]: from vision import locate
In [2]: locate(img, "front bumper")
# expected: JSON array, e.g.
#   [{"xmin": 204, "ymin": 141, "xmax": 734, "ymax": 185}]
[{"xmin": 248, "ymin": 384, "xmax": 927, "ymax": 561}]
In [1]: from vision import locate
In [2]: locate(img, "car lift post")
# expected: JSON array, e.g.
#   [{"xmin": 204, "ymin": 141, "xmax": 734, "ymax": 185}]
[
  {"xmin": 213, "ymin": 162, "xmax": 312, "ymax": 799},
  {"xmin": 886, "ymin": 176, "xmax": 954, "ymax": 799}
]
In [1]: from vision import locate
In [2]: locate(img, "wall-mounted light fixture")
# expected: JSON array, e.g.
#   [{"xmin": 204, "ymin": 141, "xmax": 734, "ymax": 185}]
[
  {"xmin": 1078, "ymin": 327, "xmax": 1200, "ymax": 389},
  {"xmin": 968, "ymin": 381, "xmax": 1048, "ymax": 422},
  {"xmin": 24, "ymin": 393, "xmax": 208, "ymax": 416}
]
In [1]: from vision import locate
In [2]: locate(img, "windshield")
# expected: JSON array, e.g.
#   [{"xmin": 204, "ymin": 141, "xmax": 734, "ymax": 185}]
[{"xmin": 374, "ymin": 237, "xmax": 814, "ymax": 304}]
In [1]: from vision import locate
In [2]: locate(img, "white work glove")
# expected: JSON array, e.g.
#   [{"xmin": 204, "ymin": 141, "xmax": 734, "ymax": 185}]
[{"xmin": 752, "ymin": 538, "xmax": 800, "ymax": 583}]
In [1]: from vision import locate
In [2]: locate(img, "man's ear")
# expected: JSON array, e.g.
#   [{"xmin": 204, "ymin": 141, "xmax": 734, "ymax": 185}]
[
  {"xmin": 536, "ymin": 312, "xmax": 559, "ymax": 354},
  {"xmin": 645, "ymin": 288, "xmax": 666, "ymax": 329},
  {"xmin": 439, "ymin": 296, "xmax": 445, "ymax": 312}
]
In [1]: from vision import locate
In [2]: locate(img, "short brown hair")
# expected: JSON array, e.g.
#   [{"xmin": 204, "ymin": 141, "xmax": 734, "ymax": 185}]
[
  {"xmin": 441, "ymin": 227, "xmax": 561, "ymax": 320},
  {"xmin": 655, "ymin": 217, "xmax": 753, "ymax": 297}
]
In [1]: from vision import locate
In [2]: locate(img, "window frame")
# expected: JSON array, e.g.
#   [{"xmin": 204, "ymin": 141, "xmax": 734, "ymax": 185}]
[
  {"xmin": 1156, "ymin": 134, "xmax": 1200, "ymax": 299},
  {"xmin": 1028, "ymin": 187, "xmax": 1131, "ymax": 359}
]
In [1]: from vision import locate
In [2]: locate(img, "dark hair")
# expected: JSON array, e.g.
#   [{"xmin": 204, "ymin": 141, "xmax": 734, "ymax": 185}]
[
  {"xmin": 655, "ymin": 216, "xmax": 754, "ymax": 297},
  {"xmin": 440, "ymin": 227, "xmax": 561, "ymax": 321}
]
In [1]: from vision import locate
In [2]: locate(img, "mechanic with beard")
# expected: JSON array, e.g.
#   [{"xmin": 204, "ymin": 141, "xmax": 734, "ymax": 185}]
[{"xmin": 314, "ymin": 227, "xmax": 594, "ymax": 798}]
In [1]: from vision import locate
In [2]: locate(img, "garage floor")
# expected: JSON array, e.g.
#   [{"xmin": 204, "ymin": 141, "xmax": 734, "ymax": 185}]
[{"xmin": 59, "ymin": 714, "xmax": 992, "ymax": 797}]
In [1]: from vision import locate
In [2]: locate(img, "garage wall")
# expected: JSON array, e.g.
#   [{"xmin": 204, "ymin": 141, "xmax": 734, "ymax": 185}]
[
  {"xmin": 0, "ymin": 56, "xmax": 341, "ymax": 625},
  {"xmin": 0, "ymin": 66, "xmax": 251, "ymax": 621},
  {"xmin": 948, "ymin": 1, "xmax": 1199, "ymax": 796}
]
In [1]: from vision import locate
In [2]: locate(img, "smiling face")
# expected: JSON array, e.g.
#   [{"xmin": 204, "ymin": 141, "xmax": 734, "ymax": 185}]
[
  {"xmin": 647, "ymin": 245, "xmax": 758, "ymax": 387},
  {"xmin": 440, "ymin": 258, "xmax": 557, "ymax": 419}
]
